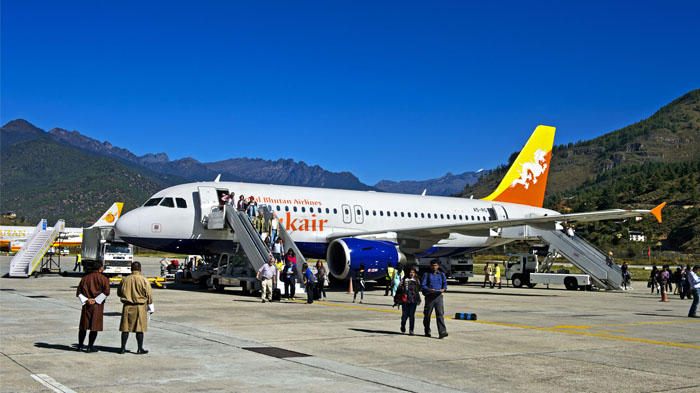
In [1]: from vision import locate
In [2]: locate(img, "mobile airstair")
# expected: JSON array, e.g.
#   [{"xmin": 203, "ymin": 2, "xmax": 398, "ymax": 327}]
[
  {"xmin": 529, "ymin": 227, "xmax": 624, "ymax": 290},
  {"xmin": 9, "ymin": 219, "xmax": 65, "ymax": 277},
  {"xmin": 260, "ymin": 206, "xmax": 306, "ymax": 283}
]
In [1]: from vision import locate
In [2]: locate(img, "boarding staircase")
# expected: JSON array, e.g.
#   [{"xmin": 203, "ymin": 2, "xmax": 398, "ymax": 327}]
[
  {"xmin": 9, "ymin": 219, "xmax": 65, "ymax": 277},
  {"xmin": 223, "ymin": 207, "xmax": 272, "ymax": 273},
  {"xmin": 260, "ymin": 206, "xmax": 306, "ymax": 283},
  {"xmin": 528, "ymin": 227, "xmax": 624, "ymax": 290}
]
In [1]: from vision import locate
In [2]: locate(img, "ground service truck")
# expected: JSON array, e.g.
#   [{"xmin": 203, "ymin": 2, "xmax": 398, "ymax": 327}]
[
  {"xmin": 81, "ymin": 226, "xmax": 133, "ymax": 275},
  {"xmin": 505, "ymin": 253, "xmax": 592, "ymax": 290}
]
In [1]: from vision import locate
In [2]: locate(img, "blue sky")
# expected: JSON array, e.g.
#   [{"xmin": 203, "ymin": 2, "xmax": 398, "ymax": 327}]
[{"xmin": 2, "ymin": 1, "xmax": 699, "ymax": 185}]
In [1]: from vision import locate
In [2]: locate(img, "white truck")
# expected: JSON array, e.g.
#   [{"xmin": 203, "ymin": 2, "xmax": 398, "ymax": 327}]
[
  {"xmin": 504, "ymin": 253, "xmax": 592, "ymax": 291},
  {"xmin": 416, "ymin": 255, "xmax": 474, "ymax": 284},
  {"xmin": 81, "ymin": 226, "xmax": 133, "ymax": 275}
]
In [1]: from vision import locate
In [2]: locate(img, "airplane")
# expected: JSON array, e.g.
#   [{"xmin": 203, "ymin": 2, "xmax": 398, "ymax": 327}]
[
  {"xmin": 114, "ymin": 126, "xmax": 665, "ymax": 281},
  {"xmin": 0, "ymin": 203, "xmax": 124, "ymax": 252}
]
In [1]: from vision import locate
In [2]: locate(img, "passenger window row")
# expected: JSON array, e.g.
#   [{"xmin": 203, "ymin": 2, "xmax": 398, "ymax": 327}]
[{"xmin": 270, "ymin": 204, "xmax": 489, "ymax": 222}]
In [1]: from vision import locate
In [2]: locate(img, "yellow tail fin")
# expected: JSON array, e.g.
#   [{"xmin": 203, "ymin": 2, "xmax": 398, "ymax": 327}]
[
  {"xmin": 91, "ymin": 202, "xmax": 124, "ymax": 227},
  {"xmin": 482, "ymin": 125, "xmax": 555, "ymax": 208}
]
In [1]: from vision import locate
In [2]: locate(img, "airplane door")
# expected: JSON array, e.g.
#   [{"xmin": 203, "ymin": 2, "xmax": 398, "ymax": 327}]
[
  {"xmin": 492, "ymin": 204, "xmax": 508, "ymax": 220},
  {"xmin": 341, "ymin": 204, "xmax": 352, "ymax": 224},
  {"xmin": 353, "ymin": 205, "xmax": 364, "ymax": 224},
  {"xmin": 198, "ymin": 186, "xmax": 219, "ymax": 219}
]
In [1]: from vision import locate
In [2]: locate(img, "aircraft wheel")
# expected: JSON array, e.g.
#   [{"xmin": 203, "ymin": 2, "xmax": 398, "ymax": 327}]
[
  {"xmin": 512, "ymin": 275, "xmax": 524, "ymax": 288},
  {"xmin": 564, "ymin": 277, "xmax": 578, "ymax": 291}
]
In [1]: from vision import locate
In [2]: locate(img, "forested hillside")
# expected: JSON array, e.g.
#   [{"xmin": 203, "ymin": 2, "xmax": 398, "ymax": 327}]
[{"xmin": 0, "ymin": 138, "xmax": 180, "ymax": 226}]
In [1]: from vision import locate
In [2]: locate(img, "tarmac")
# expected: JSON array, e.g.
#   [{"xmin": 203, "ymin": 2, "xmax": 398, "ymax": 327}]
[{"xmin": 1, "ymin": 256, "xmax": 699, "ymax": 393}]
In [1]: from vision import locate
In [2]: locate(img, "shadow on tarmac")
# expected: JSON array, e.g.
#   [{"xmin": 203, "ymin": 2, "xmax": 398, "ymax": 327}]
[
  {"xmin": 34, "ymin": 342, "xmax": 122, "ymax": 353},
  {"xmin": 448, "ymin": 290, "xmax": 555, "ymax": 297},
  {"xmin": 349, "ymin": 328, "xmax": 404, "ymax": 335},
  {"xmin": 634, "ymin": 313, "xmax": 690, "ymax": 318}
]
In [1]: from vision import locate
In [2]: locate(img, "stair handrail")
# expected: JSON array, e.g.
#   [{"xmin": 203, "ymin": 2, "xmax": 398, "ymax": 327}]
[
  {"xmin": 27, "ymin": 220, "xmax": 65, "ymax": 276},
  {"xmin": 9, "ymin": 220, "xmax": 47, "ymax": 276}
]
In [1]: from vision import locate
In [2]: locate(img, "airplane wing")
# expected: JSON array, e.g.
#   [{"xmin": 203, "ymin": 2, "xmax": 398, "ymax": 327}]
[{"xmin": 326, "ymin": 203, "xmax": 665, "ymax": 241}]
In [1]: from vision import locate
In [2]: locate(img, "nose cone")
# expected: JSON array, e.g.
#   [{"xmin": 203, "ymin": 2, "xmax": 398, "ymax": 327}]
[{"xmin": 115, "ymin": 209, "xmax": 141, "ymax": 240}]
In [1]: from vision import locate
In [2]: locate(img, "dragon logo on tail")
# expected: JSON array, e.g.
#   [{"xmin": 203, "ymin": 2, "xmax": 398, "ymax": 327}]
[{"xmin": 510, "ymin": 149, "xmax": 548, "ymax": 189}]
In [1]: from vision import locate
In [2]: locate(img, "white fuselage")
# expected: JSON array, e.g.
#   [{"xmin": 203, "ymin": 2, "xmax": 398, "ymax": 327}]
[{"xmin": 115, "ymin": 181, "xmax": 559, "ymax": 258}]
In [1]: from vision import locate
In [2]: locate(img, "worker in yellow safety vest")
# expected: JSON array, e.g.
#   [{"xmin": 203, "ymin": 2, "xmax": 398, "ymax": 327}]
[{"xmin": 385, "ymin": 263, "xmax": 396, "ymax": 296}]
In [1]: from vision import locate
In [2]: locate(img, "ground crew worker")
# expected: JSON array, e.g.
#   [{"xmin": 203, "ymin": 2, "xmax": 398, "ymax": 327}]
[
  {"xmin": 491, "ymin": 263, "xmax": 502, "ymax": 289},
  {"xmin": 118, "ymin": 262, "xmax": 153, "ymax": 354},
  {"xmin": 76, "ymin": 262, "xmax": 110, "ymax": 352},
  {"xmin": 385, "ymin": 262, "xmax": 395, "ymax": 296},
  {"xmin": 482, "ymin": 262, "xmax": 491, "ymax": 288},
  {"xmin": 73, "ymin": 253, "xmax": 82, "ymax": 272}
]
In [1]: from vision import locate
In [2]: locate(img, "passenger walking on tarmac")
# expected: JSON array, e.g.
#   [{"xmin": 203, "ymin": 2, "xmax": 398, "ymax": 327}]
[
  {"xmin": 76, "ymin": 262, "xmax": 110, "ymax": 352},
  {"xmin": 257, "ymin": 257, "xmax": 277, "ymax": 303},
  {"xmin": 682, "ymin": 265, "xmax": 692, "ymax": 300},
  {"xmin": 303, "ymin": 263, "xmax": 316, "ymax": 304},
  {"xmin": 482, "ymin": 262, "xmax": 492, "ymax": 288},
  {"xmin": 315, "ymin": 261, "xmax": 327, "ymax": 301},
  {"xmin": 687, "ymin": 265, "xmax": 699, "ymax": 318},
  {"xmin": 491, "ymin": 263, "xmax": 502, "ymax": 289},
  {"xmin": 237, "ymin": 195, "xmax": 246, "ymax": 211},
  {"xmin": 73, "ymin": 253, "xmax": 82, "ymax": 272},
  {"xmin": 392, "ymin": 265, "xmax": 403, "ymax": 296},
  {"xmin": 399, "ymin": 267, "xmax": 422, "ymax": 336},
  {"xmin": 283, "ymin": 260, "xmax": 296, "ymax": 300},
  {"xmin": 673, "ymin": 267, "xmax": 682, "ymax": 295},
  {"xmin": 353, "ymin": 264, "xmax": 366, "ymax": 303},
  {"xmin": 384, "ymin": 262, "xmax": 395, "ymax": 296},
  {"xmin": 621, "ymin": 261, "xmax": 630, "ymax": 290},
  {"xmin": 422, "ymin": 260, "xmax": 448, "ymax": 338},
  {"xmin": 118, "ymin": 262, "xmax": 154, "ymax": 355},
  {"xmin": 658, "ymin": 265, "xmax": 670, "ymax": 302},
  {"xmin": 665, "ymin": 266, "xmax": 673, "ymax": 293},
  {"xmin": 650, "ymin": 266, "xmax": 659, "ymax": 294}
]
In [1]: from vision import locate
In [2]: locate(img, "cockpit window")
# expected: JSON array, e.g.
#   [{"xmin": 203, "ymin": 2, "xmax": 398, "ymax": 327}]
[
  {"xmin": 160, "ymin": 197, "xmax": 175, "ymax": 208},
  {"xmin": 176, "ymin": 198, "xmax": 187, "ymax": 208},
  {"xmin": 144, "ymin": 198, "xmax": 162, "ymax": 207}
]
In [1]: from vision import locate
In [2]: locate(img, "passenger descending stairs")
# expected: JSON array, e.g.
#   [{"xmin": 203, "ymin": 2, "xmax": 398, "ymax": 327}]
[
  {"xmin": 9, "ymin": 219, "xmax": 65, "ymax": 277},
  {"xmin": 528, "ymin": 227, "xmax": 624, "ymax": 290},
  {"xmin": 223, "ymin": 207, "xmax": 272, "ymax": 273}
]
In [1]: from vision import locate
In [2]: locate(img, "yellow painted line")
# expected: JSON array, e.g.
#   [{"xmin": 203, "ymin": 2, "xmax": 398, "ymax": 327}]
[
  {"xmin": 290, "ymin": 299, "xmax": 700, "ymax": 350},
  {"xmin": 555, "ymin": 325, "xmax": 590, "ymax": 329},
  {"xmin": 596, "ymin": 330, "xmax": 627, "ymax": 333},
  {"xmin": 583, "ymin": 320, "xmax": 700, "ymax": 328}
]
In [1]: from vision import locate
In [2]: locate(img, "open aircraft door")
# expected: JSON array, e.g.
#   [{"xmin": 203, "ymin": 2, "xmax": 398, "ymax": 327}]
[
  {"xmin": 492, "ymin": 204, "xmax": 509, "ymax": 220},
  {"xmin": 198, "ymin": 186, "xmax": 220, "ymax": 221}
]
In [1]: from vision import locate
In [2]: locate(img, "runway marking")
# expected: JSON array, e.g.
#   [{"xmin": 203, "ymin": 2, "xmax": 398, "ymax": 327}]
[
  {"xmin": 596, "ymin": 330, "xmax": 627, "ymax": 333},
  {"xmin": 30, "ymin": 374, "xmax": 76, "ymax": 393},
  {"xmin": 556, "ymin": 320, "xmax": 700, "ymax": 329},
  {"xmin": 297, "ymin": 300, "xmax": 700, "ymax": 350}
]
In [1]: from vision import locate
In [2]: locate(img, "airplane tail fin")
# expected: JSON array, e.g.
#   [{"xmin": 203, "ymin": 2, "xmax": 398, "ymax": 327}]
[
  {"xmin": 482, "ymin": 125, "xmax": 555, "ymax": 208},
  {"xmin": 90, "ymin": 202, "xmax": 124, "ymax": 227}
]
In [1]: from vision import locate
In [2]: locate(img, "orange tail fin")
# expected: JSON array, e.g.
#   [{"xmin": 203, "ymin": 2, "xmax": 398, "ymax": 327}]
[{"xmin": 482, "ymin": 125, "xmax": 555, "ymax": 208}]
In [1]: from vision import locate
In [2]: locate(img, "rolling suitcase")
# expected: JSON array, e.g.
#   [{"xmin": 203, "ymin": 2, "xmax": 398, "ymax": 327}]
[{"xmin": 272, "ymin": 288, "xmax": 282, "ymax": 301}]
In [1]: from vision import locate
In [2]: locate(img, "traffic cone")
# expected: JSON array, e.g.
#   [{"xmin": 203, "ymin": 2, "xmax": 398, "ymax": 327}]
[
  {"xmin": 348, "ymin": 278, "xmax": 354, "ymax": 294},
  {"xmin": 661, "ymin": 289, "xmax": 668, "ymax": 302}
]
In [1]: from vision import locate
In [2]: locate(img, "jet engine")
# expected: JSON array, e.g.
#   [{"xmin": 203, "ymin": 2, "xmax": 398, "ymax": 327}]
[{"xmin": 326, "ymin": 238, "xmax": 405, "ymax": 281}]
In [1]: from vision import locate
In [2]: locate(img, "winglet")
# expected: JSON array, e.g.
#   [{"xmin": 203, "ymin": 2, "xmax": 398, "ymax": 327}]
[{"xmin": 650, "ymin": 202, "xmax": 666, "ymax": 223}]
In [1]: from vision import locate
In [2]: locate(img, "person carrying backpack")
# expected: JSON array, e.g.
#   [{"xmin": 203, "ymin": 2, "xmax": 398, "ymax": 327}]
[
  {"xmin": 397, "ymin": 267, "xmax": 422, "ymax": 336},
  {"xmin": 421, "ymin": 260, "xmax": 448, "ymax": 339}
]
